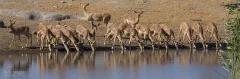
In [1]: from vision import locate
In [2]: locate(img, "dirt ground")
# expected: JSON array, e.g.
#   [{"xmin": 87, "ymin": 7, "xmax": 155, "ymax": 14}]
[{"xmin": 0, "ymin": 0, "xmax": 229, "ymax": 51}]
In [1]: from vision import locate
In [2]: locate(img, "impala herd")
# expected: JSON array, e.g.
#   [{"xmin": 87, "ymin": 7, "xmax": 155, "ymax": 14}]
[{"xmin": 6, "ymin": 3, "xmax": 222, "ymax": 53}]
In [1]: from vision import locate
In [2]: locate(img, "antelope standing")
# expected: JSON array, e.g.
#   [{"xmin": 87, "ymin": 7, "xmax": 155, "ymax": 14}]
[
  {"xmin": 8, "ymin": 20, "xmax": 32, "ymax": 48},
  {"xmin": 80, "ymin": 3, "xmax": 111, "ymax": 29},
  {"xmin": 124, "ymin": 11, "xmax": 143, "ymax": 28}
]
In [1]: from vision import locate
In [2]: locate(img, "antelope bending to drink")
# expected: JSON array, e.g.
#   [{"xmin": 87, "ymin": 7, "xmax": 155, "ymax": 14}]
[
  {"xmin": 206, "ymin": 22, "xmax": 222, "ymax": 48},
  {"xmin": 135, "ymin": 24, "xmax": 155, "ymax": 50},
  {"xmin": 59, "ymin": 25, "xmax": 80, "ymax": 52},
  {"xmin": 191, "ymin": 22, "xmax": 207, "ymax": 49},
  {"xmin": 104, "ymin": 23, "xmax": 125, "ymax": 50},
  {"xmin": 178, "ymin": 22, "xmax": 195, "ymax": 48},
  {"xmin": 37, "ymin": 23, "xmax": 52, "ymax": 51},
  {"xmin": 118, "ymin": 22, "xmax": 143, "ymax": 50},
  {"xmin": 150, "ymin": 24, "xmax": 178, "ymax": 49},
  {"xmin": 75, "ymin": 24, "xmax": 98, "ymax": 51},
  {"xmin": 38, "ymin": 23, "xmax": 80, "ymax": 53}
]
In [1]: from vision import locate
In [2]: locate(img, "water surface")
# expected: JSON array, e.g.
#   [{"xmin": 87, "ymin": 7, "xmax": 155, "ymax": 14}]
[{"xmin": 0, "ymin": 49, "xmax": 228, "ymax": 79}]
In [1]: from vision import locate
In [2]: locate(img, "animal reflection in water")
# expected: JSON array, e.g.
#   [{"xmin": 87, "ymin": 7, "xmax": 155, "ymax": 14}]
[
  {"xmin": 104, "ymin": 50, "xmax": 175, "ymax": 68},
  {"xmin": 4, "ymin": 54, "xmax": 32, "ymax": 75},
  {"xmin": 178, "ymin": 49, "xmax": 219, "ymax": 66},
  {"xmin": 104, "ymin": 50, "xmax": 220, "ymax": 68},
  {"xmin": 0, "ymin": 49, "xmax": 221, "ymax": 75},
  {"xmin": 37, "ymin": 51, "xmax": 95, "ymax": 72}
]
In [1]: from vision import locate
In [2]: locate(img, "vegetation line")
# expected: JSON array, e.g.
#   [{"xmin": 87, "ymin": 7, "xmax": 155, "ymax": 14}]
[{"xmin": 222, "ymin": 1, "xmax": 240, "ymax": 79}]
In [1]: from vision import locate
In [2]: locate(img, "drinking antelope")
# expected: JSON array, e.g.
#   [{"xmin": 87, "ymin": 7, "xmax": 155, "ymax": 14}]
[
  {"xmin": 135, "ymin": 24, "xmax": 155, "ymax": 50},
  {"xmin": 118, "ymin": 22, "xmax": 143, "ymax": 50},
  {"xmin": 104, "ymin": 23, "xmax": 125, "ymax": 50},
  {"xmin": 47, "ymin": 24, "xmax": 73, "ymax": 53},
  {"xmin": 150, "ymin": 24, "xmax": 178, "ymax": 49},
  {"xmin": 178, "ymin": 22, "xmax": 195, "ymax": 48},
  {"xmin": 75, "ymin": 24, "xmax": 98, "ymax": 51},
  {"xmin": 191, "ymin": 22, "xmax": 207, "ymax": 49},
  {"xmin": 206, "ymin": 22, "xmax": 221, "ymax": 48},
  {"xmin": 37, "ymin": 23, "xmax": 52, "ymax": 51}
]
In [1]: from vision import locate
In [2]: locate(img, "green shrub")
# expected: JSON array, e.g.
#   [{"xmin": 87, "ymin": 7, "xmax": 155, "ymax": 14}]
[{"xmin": 222, "ymin": 2, "xmax": 240, "ymax": 79}]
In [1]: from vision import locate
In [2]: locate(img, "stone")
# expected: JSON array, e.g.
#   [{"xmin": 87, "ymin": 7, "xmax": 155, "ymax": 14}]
[{"xmin": 0, "ymin": 20, "xmax": 5, "ymax": 28}]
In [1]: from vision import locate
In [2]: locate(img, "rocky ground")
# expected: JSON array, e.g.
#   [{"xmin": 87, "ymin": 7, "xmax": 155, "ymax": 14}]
[{"xmin": 0, "ymin": 0, "xmax": 230, "ymax": 52}]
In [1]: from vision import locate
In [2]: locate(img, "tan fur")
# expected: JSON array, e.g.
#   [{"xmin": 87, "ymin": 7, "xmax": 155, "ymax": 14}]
[
  {"xmin": 150, "ymin": 24, "xmax": 178, "ymax": 49},
  {"xmin": 135, "ymin": 24, "xmax": 155, "ymax": 49},
  {"xmin": 129, "ymin": 27, "xmax": 143, "ymax": 50},
  {"xmin": 118, "ymin": 22, "xmax": 132, "ymax": 37},
  {"xmin": 8, "ymin": 20, "xmax": 32, "ymax": 48},
  {"xmin": 37, "ymin": 23, "xmax": 52, "ymax": 51},
  {"xmin": 206, "ymin": 22, "xmax": 221, "ymax": 48},
  {"xmin": 47, "ymin": 24, "xmax": 73, "ymax": 53},
  {"xmin": 123, "ymin": 11, "xmax": 143, "ymax": 28},
  {"xmin": 191, "ymin": 22, "xmax": 207, "ymax": 49},
  {"xmin": 75, "ymin": 24, "xmax": 98, "ymax": 51},
  {"xmin": 104, "ymin": 23, "xmax": 125, "ymax": 50},
  {"xmin": 118, "ymin": 22, "xmax": 143, "ymax": 50},
  {"xmin": 59, "ymin": 25, "xmax": 80, "ymax": 52},
  {"xmin": 80, "ymin": 3, "xmax": 111, "ymax": 29},
  {"xmin": 178, "ymin": 22, "xmax": 195, "ymax": 48}
]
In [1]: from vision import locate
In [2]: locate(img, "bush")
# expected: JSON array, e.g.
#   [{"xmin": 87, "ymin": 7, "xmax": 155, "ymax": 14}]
[{"xmin": 222, "ymin": 2, "xmax": 240, "ymax": 79}]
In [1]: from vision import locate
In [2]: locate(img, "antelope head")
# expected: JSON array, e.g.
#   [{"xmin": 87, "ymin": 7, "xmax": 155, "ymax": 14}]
[
  {"xmin": 203, "ymin": 40, "xmax": 208, "ymax": 49},
  {"xmin": 174, "ymin": 41, "xmax": 179, "ymax": 49},
  {"xmin": 217, "ymin": 38, "xmax": 222, "ymax": 47},
  {"xmin": 8, "ymin": 20, "xmax": 16, "ymax": 33},
  {"xmin": 80, "ymin": 3, "xmax": 89, "ymax": 8}
]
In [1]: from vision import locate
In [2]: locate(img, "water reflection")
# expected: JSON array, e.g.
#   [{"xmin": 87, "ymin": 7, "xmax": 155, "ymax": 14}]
[
  {"xmin": 0, "ymin": 50, "xmax": 227, "ymax": 79},
  {"xmin": 104, "ymin": 50, "xmax": 175, "ymax": 68},
  {"xmin": 178, "ymin": 49, "xmax": 219, "ymax": 66},
  {"xmin": 10, "ymin": 54, "xmax": 31, "ymax": 76}
]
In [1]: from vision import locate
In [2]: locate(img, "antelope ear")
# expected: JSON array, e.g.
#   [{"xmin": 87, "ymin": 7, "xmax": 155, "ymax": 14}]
[
  {"xmin": 97, "ymin": 23, "xmax": 101, "ymax": 26},
  {"xmin": 139, "ymin": 11, "xmax": 143, "ymax": 14},
  {"xmin": 10, "ymin": 20, "xmax": 15, "ymax": 24},
  {"xmin": 86, "ymin": 3, "xmax": 89, "ymax": 6},
  {"xmin": 61, "ymin": 23, "xmax": 65, "ymax": 26},
  {"xmin": 80, "ymin": 3, "xmax": 84, "ymax": 6},
  {"xmin": 133, "ymin": 10, "xmax": 137, "ymax": 13}
]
